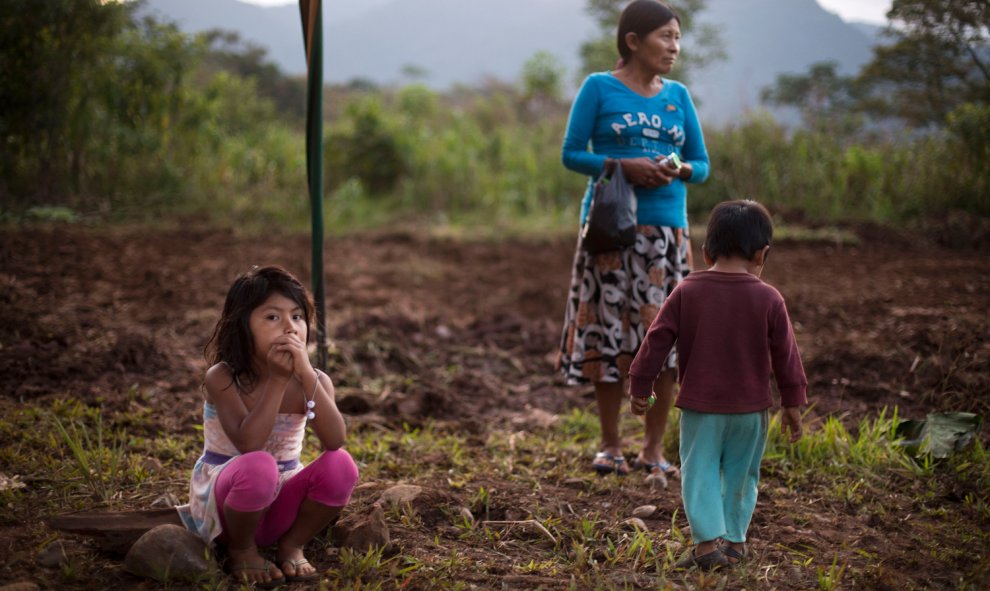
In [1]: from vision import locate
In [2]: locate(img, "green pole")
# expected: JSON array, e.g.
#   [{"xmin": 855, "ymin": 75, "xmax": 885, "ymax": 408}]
[{"xmin": 300, "ymin": 0, "xmax": 327, "ymax": 370}]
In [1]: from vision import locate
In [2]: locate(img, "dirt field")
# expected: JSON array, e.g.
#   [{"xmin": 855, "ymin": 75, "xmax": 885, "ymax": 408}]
[{"xmin": 1, "ymin": 223, "xmax": 988, "ymax": 589}]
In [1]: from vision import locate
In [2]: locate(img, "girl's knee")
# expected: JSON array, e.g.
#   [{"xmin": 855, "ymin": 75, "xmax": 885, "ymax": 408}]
[
  {"xmin": 316, "ymin": 449, "xmax": 359, "ymax": 482},
  {"xmin": 238, "ymin": 451, "xmax": 280, "ymax": 480},
  {"xmin": 218, "ymin": 451, "xmax": 279, "ymax": 510},
  {"xmin": 309, "ymin": 449, "xmax": 359, "ymax": 503}
]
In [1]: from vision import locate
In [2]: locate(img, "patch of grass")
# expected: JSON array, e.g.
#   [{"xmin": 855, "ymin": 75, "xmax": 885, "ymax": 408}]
[
  {"xmin": 764, "ymin": 408, "xmax": 921, "ymax": 482},
  {"xmin": 26, "ymin": 205, "xmax": 80, "ymax": 223},
  {"xmin": 6, "ymin": 387, "xmax": 990, "ymax": 589},
  {"xmin": 51, "ymin": 412, "xmax": 132, "ymax": 504},
  {"xmin": 772, "ymin": 224, "xmax": 860, "ymax": 246},
  {"xmin": 559, "ymin": 406, "xmax": 600, "ymax": 442},
  {"xmin": 327, "ymin": 546, "xmax": 393, "ymax": 590}
]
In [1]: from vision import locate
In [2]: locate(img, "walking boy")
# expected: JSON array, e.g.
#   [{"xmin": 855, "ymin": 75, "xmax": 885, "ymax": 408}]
[{"xmin": 627, "ymin": 199, "xmax": 807, "ymax": 570}]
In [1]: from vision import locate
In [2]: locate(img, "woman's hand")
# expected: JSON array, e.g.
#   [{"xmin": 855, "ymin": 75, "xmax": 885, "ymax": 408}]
[{"xmin": 618, "ymin": 157, "xmax": 678, "ymax": 188}]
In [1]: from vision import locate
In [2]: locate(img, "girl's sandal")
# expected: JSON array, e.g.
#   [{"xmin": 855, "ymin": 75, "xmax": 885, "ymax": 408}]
[
  {"xmin": 279, "ymin": 558, "xmax": 320, "ymax": 582},
  {"xmin": 228, "ymin": 560, "xmax": 285, "ymax": 588},
  {"xmin": 592, "ymin": 451, "xmax": 629, "ymax": 476}
]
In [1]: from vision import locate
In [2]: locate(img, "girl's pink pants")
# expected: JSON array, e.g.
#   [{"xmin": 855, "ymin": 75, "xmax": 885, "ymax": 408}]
[{"xmin": 214, "ymin": 449, "xmax": 359, "ymax": 546}]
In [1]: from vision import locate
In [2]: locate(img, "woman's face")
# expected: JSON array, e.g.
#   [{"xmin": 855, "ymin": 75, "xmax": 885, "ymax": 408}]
[{"xmin": 630, "ymin": 19, "xmax": 681, "ymax": 74}]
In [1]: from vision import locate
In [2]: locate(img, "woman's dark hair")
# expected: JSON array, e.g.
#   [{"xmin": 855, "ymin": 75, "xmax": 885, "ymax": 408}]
[
  {"xmin": 204, "ymin": 265, "xmax": 314, "ymax": 390},
  {"xmin": 704, "ymin": 200, "xmax": 774, "ymax": 262},
  {"xmin": 617, "ymin": 0, "xmax": 680, "ymax": 62}
]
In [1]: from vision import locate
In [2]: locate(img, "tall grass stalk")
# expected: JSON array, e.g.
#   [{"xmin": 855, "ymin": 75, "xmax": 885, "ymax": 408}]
[{"xmin": 51, "ymin": 413, "xmax": 129, "ymax": 503}]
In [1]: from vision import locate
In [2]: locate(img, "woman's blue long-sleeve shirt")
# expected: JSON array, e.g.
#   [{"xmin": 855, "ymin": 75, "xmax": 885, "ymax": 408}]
[{"xmin": 562, "ymin": 72, "xmax": 710, "ymax": 228}]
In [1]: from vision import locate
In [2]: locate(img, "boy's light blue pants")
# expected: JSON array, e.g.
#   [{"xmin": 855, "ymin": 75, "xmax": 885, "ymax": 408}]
[{"xmin": 679, "ymin": 409, "xmax": 768, "ymax": 543}]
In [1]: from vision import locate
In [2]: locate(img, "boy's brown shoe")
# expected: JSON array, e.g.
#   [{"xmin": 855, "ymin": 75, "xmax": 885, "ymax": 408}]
[
  {"xmin": 719, "ymin": 540, "xmax": 746, "ymax": 563},
  {"xmin": 673, "ymin": 547, "xmax": 730, "ymax": 570}
]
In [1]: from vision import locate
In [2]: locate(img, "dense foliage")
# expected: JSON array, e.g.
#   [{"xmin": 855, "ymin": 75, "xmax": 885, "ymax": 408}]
[
  {"xmin": 759, "ymin": 0, "xmax": 989, "ymax": 221},
  {"xmin": 0, "ymin": 0, "xmax": 986, "ymax": 231}
]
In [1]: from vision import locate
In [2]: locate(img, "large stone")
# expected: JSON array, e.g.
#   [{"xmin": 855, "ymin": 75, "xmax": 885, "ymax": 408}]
[
  {"xmin": 333, "ymin": 504, "xmax": 390, "ymax": 551},
  {"xmin": 48, "ymin": 508, "xmax": 183, "ymax": 556},
  {"xmin": 123, "ymin": 524, "xmax": 214, "ymax": 583}
]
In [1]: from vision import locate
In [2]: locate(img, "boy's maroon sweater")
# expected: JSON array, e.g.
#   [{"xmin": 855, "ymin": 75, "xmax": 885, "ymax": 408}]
[{"xmin": 628, "ymin": 270, "xmax": 808, "ymax": 413}]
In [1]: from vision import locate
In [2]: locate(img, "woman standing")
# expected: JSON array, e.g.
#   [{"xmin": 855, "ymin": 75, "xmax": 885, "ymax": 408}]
[{"xmin": 557, "ymin": 0, "xmax": 710, "ymax": 477}]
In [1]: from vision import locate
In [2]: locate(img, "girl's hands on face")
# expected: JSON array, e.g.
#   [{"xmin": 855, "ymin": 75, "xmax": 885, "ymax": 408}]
[
  {"xmin": 619, "ymin": 157, "xmax": 678, "ymax": 188},
  {"xmin": 267, "ymin": 340, "xmax": 295, "ymax": 380},
  {"xmin": 272, "ymin": 333, "xmax": 313, "ymax": 379}
]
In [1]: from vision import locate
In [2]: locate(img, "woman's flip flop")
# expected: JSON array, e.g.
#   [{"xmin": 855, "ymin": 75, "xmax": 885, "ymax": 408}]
[
  {"xmin": 592, "ymin": 451, "xmax": 629, "ymax": 476},
  {"xmin": 633, "ymin": 456, "xmax": 680, "ymax": 478}
]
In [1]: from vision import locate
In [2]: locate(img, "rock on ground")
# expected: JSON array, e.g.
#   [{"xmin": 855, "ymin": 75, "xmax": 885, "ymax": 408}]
[
  {"xmin": 123, "ymin": 524, "xmax": 215, "ymax": 583},
  {"xmin": 333, "ymin": 504, "xmax": 390, "ymax": 551}
]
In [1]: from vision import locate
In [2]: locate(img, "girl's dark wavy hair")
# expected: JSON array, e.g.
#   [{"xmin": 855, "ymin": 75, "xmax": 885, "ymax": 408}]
[
  {"xmin": 204, "ymin": 265, "xmax": 314, "ymax": 390},
  {"xmin": 617, "ymin": 0, "xmax": 680, "ymax": 63}
]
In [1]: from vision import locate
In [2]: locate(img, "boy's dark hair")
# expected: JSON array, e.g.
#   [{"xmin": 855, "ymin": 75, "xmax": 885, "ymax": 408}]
[
  {"xmin": 617, "ymin": 0, "xmax": 679, "ymax": 62},
  {"xmin": 704, "ymin": 200, "xmax": 774, "ymax": 262},
  {"xmin": 205, "ymin": 265, "xmax": 314, "ymax": 390}
]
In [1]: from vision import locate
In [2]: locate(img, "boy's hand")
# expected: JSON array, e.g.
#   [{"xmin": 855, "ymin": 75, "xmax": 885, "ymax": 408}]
[
  {"xmin": 630, "ymin": 395, "xmax": 651, "ymax": 416},
  {"xmin": 781, "ymin": 406, "xmax": 803, "ymax": 443}
]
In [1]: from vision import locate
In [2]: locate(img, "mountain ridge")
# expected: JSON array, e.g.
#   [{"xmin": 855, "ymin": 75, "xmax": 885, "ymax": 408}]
[{"xmin": 141, "ymin": 0, "xmax": 879, "ymax": 124}]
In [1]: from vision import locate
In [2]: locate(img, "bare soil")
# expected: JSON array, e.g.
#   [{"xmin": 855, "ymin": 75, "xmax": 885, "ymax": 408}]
[{"xmin": 1, "ymin": 223, "xmax": 988, "ymax": 589}]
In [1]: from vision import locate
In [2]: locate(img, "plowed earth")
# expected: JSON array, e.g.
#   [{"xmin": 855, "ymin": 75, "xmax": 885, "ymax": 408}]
[{"xmin": 1, "ymin": 223, "xmax": 988, "ymax": 589}]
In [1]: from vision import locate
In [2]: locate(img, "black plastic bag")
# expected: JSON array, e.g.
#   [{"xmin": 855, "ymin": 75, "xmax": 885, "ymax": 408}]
[{"xmin": 581, "ymin": 162, "xmax": 637, "ymax": 254}]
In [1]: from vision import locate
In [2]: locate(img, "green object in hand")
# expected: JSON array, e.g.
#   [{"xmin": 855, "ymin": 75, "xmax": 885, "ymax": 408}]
[
  {"xmin": 648, "ymin": 394, "xmax": 656, "ymax": 408},
  {"xmin": 659, "ymin": 153, "xmax": 682, "ymax": 170}
]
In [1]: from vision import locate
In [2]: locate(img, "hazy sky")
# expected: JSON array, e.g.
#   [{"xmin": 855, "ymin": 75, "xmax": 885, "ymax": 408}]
[
  {"xmin": 816, "ymin": 0, "xmax": 891, "ymax": 24},
  {"xmin": 241, "ymin": 0, "xmax": 894, "ymax": 25}
]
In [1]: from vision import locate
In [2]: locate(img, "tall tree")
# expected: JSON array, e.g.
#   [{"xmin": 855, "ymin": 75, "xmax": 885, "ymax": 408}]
[
  {"xmin": 0, "ymin": 0, "xmax": 130, "ymax": 201},
  {"xmin": 522, "ymin": 50, "xmax": 566, "ymax": 102},
  {"xmin": 578, "ymin": 0, "xmax": 723, "ymax": 83},
  {"xmin": 859, "ymin": 0, "xmax": 989, "ymax": 126},
  {"xmin": 200, "ymin": 30, "xmax": 306, "ymax": 121},
  {"xmin": 761, "ymin": 61, "xmax": 866, "ymax": 132}
]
